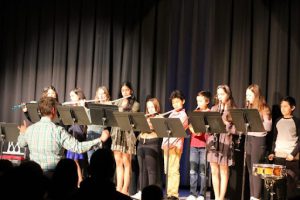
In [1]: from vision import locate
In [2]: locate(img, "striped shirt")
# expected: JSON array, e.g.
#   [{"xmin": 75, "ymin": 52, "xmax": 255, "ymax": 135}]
[
  {"xmin": 161, "ymin": 109, "xmax": 188, "ymax": 152},
  {"xmin": 18, "ymin": 116, "xmax": 101, "ymax": 171}
]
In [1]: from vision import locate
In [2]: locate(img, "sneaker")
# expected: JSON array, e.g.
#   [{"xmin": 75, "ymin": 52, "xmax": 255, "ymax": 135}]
[
  {"xmin": 186, "ymin": 195, "xmax": 196, "ymax": 200},
  {"xmin": 196, "ymin": 196, "xmax": 205, "ymax": 200},
  {"xmin": 131, "ymin": 191, "xmax": 142, "ymax": 200},
  {"xmin": 250, "ymin": 197, "xmax": 260, "ymax": 200}
]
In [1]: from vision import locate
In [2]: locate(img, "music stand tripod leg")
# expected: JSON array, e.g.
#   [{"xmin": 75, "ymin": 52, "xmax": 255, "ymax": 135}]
[
  {"xmin": 165, "ymin": 130, "xmax": 171, "ymax": 199},
  {"xmin": 204, "ymin": 125, "xmax": 210, "ymax": 199}
]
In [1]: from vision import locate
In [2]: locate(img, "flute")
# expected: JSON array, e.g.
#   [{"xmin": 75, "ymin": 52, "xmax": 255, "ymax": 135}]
[
  {"xmin": 110, "ymin": 95, "xmax": 131, "ymax": 104},
  {"xmin": 61, "ymin": 99, "xmax": 98, "ymax": 105},
  {"xmin": 158, "ymin": 109, "xmax": 177, "ymax": 117},
  {"xmin": 11, "ymin": 101, "xmax": 38, "ymax": 110},
  {"xmin": 11, "ymin": 103, "xmax": 26, "ymax": 110},
  {"xmin": 145, "ymin": 112, "xmax": 158, "ymax": 117},
  {"xmin": 145, "ymin": 107, "xmax": 180, "ymax": 117}
]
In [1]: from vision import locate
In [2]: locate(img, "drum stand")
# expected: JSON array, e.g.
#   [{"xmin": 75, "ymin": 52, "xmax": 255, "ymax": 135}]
[
  {"xmin": 255, "ymin": 166, "xmax": 287, "ymax": 200},
  {"xmin": 264, "ymin": 178, "xmax": 276, "ymax": 200}
]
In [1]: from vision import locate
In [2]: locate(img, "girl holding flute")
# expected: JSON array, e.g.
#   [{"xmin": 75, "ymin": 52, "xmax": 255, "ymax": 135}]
[
  {"xmin": 66, "ymin": 87, "xmax": 88, "ymax": 187},
  {"xmin": 86, "ymin": 86, "xmax": 112, "ymax": 162},
  {"xmin": 111, "ymin": 81, "xmax": 140, "ymax": 195},
  {"xmin": 132, "ymin": 97, "xmax": 163, "ymax": 200}
]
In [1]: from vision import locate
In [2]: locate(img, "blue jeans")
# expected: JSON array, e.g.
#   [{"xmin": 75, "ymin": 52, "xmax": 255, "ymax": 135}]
[{"xmin": 190, "ymin": 147, "xmax": 207, "ymax": 197}]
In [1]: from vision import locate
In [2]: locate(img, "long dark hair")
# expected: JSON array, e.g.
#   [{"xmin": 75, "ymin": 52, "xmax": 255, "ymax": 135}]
[
  {"xmin": 119, "ymin": 81, "xmax": 137, "ymax": 111},
  {"xmin": 246, "ymin": 84, "xmax": 270, "ymax": 115},
  {"xmin": 215, "ymin": 84, "xmax": 236, "ymax": 109},
  {"xmin": 71, "ymin": 88, "xmax": 86, "ymax": 100}
]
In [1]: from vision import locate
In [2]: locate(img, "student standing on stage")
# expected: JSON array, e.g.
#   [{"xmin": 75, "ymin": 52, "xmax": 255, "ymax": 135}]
[
  {"xmin": 22, "ymin": 85, "xmax": 59, "ymax": 122},
  {"xmin": 161, "ymin": 90, "xmax": 188, "ymax": 200},
  {"xmin": 66, "ymin": 88, "xmax": 88, "ymax": 186},
  {"xmin": 187, "ymin": 91, "xmax": 211, "ymax": 200},
  {"xmin": 268, "ymin": 96, "xmax": 300, "ymax": 200},
  {"xmin": 207, "ymin": 85, "xmax": 236, "ymax": 200},
  {"xmin": 245, "ymin": 84, "xmax": 272, "ymax": 200},
  {"xmin": 41, "ymin": 85, "xmax": 59, "ymax": 101},
  {"xmin": 131, "ymin": 98, "xmax": 163, "ymax": 200},
  {"xmin": 111, "ymin": 81, "xmax": 140, "ymax": 195},
  {"xmin": 86, "ymin": 86, "xmax": 112, "ymax": 162}
]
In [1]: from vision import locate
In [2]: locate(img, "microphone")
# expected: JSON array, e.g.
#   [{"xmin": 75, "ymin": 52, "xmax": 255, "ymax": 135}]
[
  {"xmin": 246, "ymin": 100, "xmax": 250, "ymax": 109},
  {"xmin": 218, "ymin": 101, "xmax": 224, "ymax": 115}
]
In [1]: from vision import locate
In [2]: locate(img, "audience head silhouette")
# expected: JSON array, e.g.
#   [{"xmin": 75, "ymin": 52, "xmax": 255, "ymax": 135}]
[
  {"xmin": 0, "ymin": 159, "xmax": 13, "ymax": 176},
  {"xmin": 142, "ymin": 185, "xmax": 163, "ymax": 200},
  {"xmin": 89, "ymin": 148, "xmax": 116, "ymax": 180},
  {"xmin": 75, "ymin": 149, "xmax": 132, "ymax": 200},
  {"xmin": 1, "ymin": 160, "xmax": 48, "ymax": 200},
  {"xmin": 48, "ymin": 158, "xmax": 78, "ymax": 200}
]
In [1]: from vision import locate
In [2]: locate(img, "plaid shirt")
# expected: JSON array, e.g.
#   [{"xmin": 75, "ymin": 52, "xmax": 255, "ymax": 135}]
[{"xmin": 18, "ymin": 116, "xmax": 101, "ymax": 171}]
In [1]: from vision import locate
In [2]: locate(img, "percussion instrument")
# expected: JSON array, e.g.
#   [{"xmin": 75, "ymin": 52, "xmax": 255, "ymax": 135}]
[
  {"xmin": 253, "ymin": 163, "xmax": 286, "ymax": 180},
  {"xmin": 253, "ymin": 163, "xmax": 287, "ymax": 199}
]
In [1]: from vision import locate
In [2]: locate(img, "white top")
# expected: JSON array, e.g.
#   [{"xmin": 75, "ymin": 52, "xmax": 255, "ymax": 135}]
[{"xmin": 275, "ymin": 118, "xmax": 298, "ymax": 155}]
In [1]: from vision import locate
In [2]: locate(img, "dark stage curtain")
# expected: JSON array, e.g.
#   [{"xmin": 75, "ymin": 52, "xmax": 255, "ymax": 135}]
[{"xmin": 1, "ymin": 0, "xmax": 300, "ymax": 193}]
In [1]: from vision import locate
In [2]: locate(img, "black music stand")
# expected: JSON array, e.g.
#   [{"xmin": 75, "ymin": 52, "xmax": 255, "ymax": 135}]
[
  {"xmin": 189, "ymin": 111, "xmax": 227, "ymax": 133},
  {"xmin": 113, "ymin": 112, "xmax": 152, "ymax": 133},
  {"xmin": 130, "ymin": 113, "xmax": 152, "ymax": 133},
  {"xmin": 0, "ymin": 123, "xmax": 27, "ymax": 163},
  {"xmin": 26, "ymin": 103, "xmax": 40, "ymax": 123},
  {"xmin": 57, "ymin": 105, "xmax": 74, "ymax": 125},
  {"xmin": 57, "ymin": 105, "xmax": 91, "ymax": 126},
  {"xmin": 229, "ymin": 109, "xmax": 265, "ymax": 200},
  {"xmin": 191, "ymin": 111, "xmax": 227, "ymax": 149},
  {"xmin": 88, "ymin": 103, "xmax": 119, "ymax": 127},
  {"xmin": 149, "ymin": 118, "xmax": 187, "ymax": 198},
  {"xmin": 72, "ymin": 106, "xmax": 91, "ymax": 125},
  {"xmin": 113, "ymin": 112, "xmax": 133, "ymax": 131},
  {"xmin": 189, "ymin": 111, "xmax": 226, "ymax": 197}
]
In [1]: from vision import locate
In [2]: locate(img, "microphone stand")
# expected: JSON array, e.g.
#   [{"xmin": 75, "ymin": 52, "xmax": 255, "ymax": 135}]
[
  {"xmin": 0, "ymin": 134, "xmax": 5, "ymax": 159},
  {"xmin": 241, "ymin": 102, "xmax": 250, "ymax": 200},
  {"xmin": 212, "ymin": 102, "xmax": 224, "ymax": 151}
]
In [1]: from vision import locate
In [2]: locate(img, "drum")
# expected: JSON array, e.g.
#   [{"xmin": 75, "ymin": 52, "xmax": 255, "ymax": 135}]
[{"xmin": 253, "ymin": 163, "xmax": 286, "ymax": 179}]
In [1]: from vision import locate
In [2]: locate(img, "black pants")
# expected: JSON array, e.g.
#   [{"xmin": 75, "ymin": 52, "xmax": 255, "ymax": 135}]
[
  {"xmin": 137, "ymin": 138, "xmax": 163, "ymax": 191},
  {"xmin": 271, "ymin": 157, "xmax": 299, "ymax": 200},
  {"xmin": 246, "ymin": 135, "xmax": 266, "ymax": 198}
]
